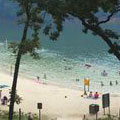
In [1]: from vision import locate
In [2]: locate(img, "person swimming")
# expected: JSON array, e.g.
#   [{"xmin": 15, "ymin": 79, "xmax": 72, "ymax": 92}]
[
  {"xmin": 110, "ymin": 81, "xmax": 113, "ymax": 86},
  {"xmin": 116, "ymin": 80, "xmax": 118, "ymax": 85},
  {"xmin": 101, "ymin": 70, "xmax": 108, "ymax": 77},
  {"xmin": 76, "ymin": 78, "xmax": 79, "ymax": 82},
  {"xmin": 84, "ymin": 64, "xmax": 91, "ymax": 69},
  {"xmin": 101, "ymin": 81, "xmax": 104, "ymax": 86}
]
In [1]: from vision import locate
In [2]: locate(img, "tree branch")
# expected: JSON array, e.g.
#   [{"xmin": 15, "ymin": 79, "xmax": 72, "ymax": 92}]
[
  {"xmin": 97, "ymin": 8, "xmax": 120, "ymax": 25},
  {"xmin": 80, "ymin": 19, "xmax": 120, "ymax": 60}
]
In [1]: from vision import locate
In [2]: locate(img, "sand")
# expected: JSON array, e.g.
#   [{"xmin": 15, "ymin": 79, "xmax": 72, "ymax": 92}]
[{"xmin": 0, "ymin": 71, "xmax": 120, "ymax": 120}]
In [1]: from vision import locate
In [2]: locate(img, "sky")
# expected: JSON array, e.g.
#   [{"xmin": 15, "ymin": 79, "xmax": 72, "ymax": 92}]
[{"xmin": 0, "ymin": 0, "xmax": 120, "ymax": 46}]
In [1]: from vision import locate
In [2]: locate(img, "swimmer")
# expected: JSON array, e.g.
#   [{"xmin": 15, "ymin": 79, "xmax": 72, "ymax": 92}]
[
  {"xmin": 110, "ymin": 81, "xmax": 112, "ymax": 86},
  {"xmin": 101, "ymin": 70, "xmax": 108, "ymax": 77},
  {"xmin": 101, "ymin": 81, "xmax": 104, "ymax": 86},
  {"xmin": 116, "ymin": 80, "xmax": 118, "ymax": 85},
  {"xmin": 76, "ymin": 78, "xmax": 79, "ymax": 82},
  {"xmin": 85, "ymin": 64, "xmax": 91, "ymax": 69}
]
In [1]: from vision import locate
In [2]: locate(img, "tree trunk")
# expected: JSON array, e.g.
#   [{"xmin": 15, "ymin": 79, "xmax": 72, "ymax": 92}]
[{"xmin": 9, "ymin": 22, "xmax": 29, "ymax": 120}]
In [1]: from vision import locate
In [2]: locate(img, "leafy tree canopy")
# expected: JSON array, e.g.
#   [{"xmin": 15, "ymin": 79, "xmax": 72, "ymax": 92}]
[{"xmin": 37, "ymin": 0, "xmax": 120, "ymax": 60}]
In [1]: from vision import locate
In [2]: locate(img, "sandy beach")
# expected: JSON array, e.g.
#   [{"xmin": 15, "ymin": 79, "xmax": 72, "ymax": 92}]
[{"xmin": 0, "ymin": 71, "xmax": 120, "ymax": 120}]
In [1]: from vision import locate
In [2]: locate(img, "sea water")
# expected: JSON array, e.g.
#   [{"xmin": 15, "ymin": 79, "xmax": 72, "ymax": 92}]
[
  {"xmin": 0, "ymin": 41, "xmax": 120, "ymax": 94},
  {"xmin": 0, "ymin": 3, "xmax": 120, "ymax": 93}
]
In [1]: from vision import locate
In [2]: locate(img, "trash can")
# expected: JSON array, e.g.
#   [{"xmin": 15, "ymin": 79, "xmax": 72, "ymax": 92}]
[{"xmin": 89, "ymin": 104, "xmax": 99, "ymax": 114}]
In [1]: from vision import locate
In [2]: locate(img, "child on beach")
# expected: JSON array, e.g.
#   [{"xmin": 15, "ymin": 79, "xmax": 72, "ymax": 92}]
[
  {"xmin": 94, "ymin": 92, "xmax": 99, "ymax": 99},
  {"xmin": 1, "ymin": 96, "xmax": 8, "ymax": 105},
  {"xmin": 36, "ymin": 76, "xmax": 41, "ymax": 84},
  {"xmin": 88, "ymin": 92, "xmax": 93, "ymax": 98}
]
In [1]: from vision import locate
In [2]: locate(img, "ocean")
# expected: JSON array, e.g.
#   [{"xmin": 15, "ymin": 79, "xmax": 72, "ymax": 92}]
[
  {"xmin": 0, "ymin": 33, "xmax": 120, "ymax": 94},
  {"xmin": 0, "ymin": 3, "xmax": 120, "ymax": 93}
]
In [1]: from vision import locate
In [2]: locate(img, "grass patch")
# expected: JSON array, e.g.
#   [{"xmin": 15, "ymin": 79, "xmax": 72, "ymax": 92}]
[
  {"xmin": 0, "ymin": 110, "xmax": 49, "ymax": 120},
  {"xmin": 98, "ymin": 115, "xmax": 118, "ymax": 120}
]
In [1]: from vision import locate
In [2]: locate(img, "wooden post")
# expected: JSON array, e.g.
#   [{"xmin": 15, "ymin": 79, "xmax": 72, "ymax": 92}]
[
  {"xmin": 108, "ymin": 106, "xmax": 110, "ymax": 115},
  {"xmin": 83, "ymin": 114, "xmax": 86, "ymax": 120},
  {"xmin": 10, "ymin": 65, "xmax": 12, "ymax": 76},
  {"xmin": 37, "ymin": 103, "xmax": 42, "ymax": 120},
  {"xmin": 88, "ymin": 85, "xmax": 89, "ymax": 92},
  {"xmin": 84, "ymin": 85, "xmax": 86, "ymax": 94},
  {"xmin": 96, "ymin": 112, "xmax": 98, "ymax": 120},
  {"xmin": 119, "ymin": 108, "xmax": 120, "ymax": 120},
  {"xmin": 19, "ymin": 108, "xmax": 21, "ymax": 120},
  {"xmin": 104, "ymin": 108, "xmax": 105, "ymax": 115},
  {"xmin": 39, "ymin": 109, "xmax": 41, "ymax": 120}
]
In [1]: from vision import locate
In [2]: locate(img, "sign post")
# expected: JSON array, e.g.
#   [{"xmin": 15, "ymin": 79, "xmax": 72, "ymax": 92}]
[
  {"xmin": 37, "ymin": 103, "xmax": 42, "ymax": 120},
  {"xmin": 19, "ymin": 108, "xmax": 21, "ymax": 120},
  {"xmin": 84, "ymin": 78, "xmax": 90, "ymax": 92},
  {"xmin": 102, "ymin": 93, "xmax": 110, "ymax": 115}
]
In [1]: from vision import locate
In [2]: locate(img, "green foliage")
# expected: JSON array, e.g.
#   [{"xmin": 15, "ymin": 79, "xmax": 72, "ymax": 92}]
[
  {"xmin": 0, "ymin": 110, "xmax": 39, "ymax": 120},
  {"xmin": 9, "ymin": 89, "xmax": 23, "ymax": 105},
  {"xmin": 98, "ymin": 114, "xmax": 118, "ymax": 120},
  {"xmin": 38, "ymin": 0, "xmax": 120, "ymax": 39},
  {"xmin": 8, "ymin": 42, "xmax": 19, "ymax": 55},
  {"xmin": 104, "ymin": 29, "xmax": 120, "ymax": 39},
  {"xmin": 39, "ymin": 0, "xmax": 120, "ymax": 59},
  {"xmin": 9, "ymin": 27, "xmax": 41, "ymax": 59}
]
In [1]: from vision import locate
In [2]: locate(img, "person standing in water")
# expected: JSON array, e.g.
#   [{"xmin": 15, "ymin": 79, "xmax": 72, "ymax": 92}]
[
  {"xmin": 110, "ymin": 81, "xmax": 113, "ymax": 86},
  {"xmin": 36, "ymin": 76, "xmax": 41, "ymax": 84},
  {"xmin": 101, "ymin": 81, "xmax": 104, "ymax": 87},
  {"xmin": 37, "ymin": 76, "xmax": 40, "ymax": 81},
  {"xmin": 44, "ymin": 73, "xmax": 46, "ymax": 80},
  {"xmin": 116, "ymin": 80, "xmax": 118, "ymax": 85},
  {"xmin": 101, "ymin": 70, "xmax": 108, "ymax": 77}
]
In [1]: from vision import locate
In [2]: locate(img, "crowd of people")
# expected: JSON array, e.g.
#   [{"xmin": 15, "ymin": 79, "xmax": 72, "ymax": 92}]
[{"xmin": 82, "ymin": 91, "xmax": 99, "ymax": 99}]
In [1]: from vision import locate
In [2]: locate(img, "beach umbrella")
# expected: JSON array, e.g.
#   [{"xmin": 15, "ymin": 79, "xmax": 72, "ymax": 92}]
[{"xmin": 0, "ymin": 85, "xmax": 9, "ymax": 89}]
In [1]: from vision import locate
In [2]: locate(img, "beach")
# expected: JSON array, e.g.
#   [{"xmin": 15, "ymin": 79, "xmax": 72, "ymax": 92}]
[
  {"xmin": 0, "ymin": 1, "xmax": 120, "ymax": 119},
  {"xmin": 0, "ymin": 71, "xmax": 120, "ymax": 120}
]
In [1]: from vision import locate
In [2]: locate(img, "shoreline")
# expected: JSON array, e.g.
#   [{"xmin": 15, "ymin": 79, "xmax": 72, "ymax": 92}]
[
  {"xmin": 1, "ymin": 67, "xmax": 120, "ymax": 95},
  {"xmin": 0, "ymin": 71, "xmax": 120, "ymax": 120}
]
